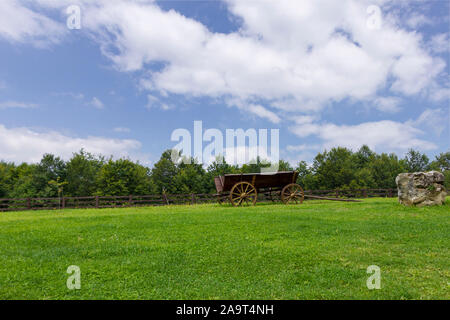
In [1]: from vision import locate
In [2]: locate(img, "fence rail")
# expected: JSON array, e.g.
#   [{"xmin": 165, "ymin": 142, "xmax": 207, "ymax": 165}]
[{"xmin": 0, "ymin": 189, "xmax": 397, "ymax": 212}]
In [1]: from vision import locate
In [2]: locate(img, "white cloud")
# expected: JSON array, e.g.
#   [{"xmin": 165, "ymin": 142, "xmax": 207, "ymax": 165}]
[
  {"xmin": 89, "ymin": 97, "xmax": 104, "ymax": 109},
  {"xmin": 390, "ymin": 50, "xmax": 445, "ymax": 96},
  {"xmin": 405, "ymin": 13, "xmax": 432, "ymax": 29},
  {"xmin": 145, "ymin": 94, "xmax": 173, "ymax": 111},
  {"xmin": 372, "ymin": 97, "xmax": 402, "ymax": 113},
  {"xmin": 429, "ymin": 33, "xmax": 450, "ymax": 54},
  {"xmin": 407, "ymin": 108, "xmax": 448, "ymax": 136},
  {"xmin": 0, "ymin": 0, "xmax": 65, "ymax": 46},
  {"xmin": 6, "ymin": 0, "xmax": 444, "ymax": 120},
  {"xmin": 0, "ymin": 0, "xmax": 447, "ymax": 153},
  {"xmin": 430, "ymin": 87, "xmax": 450, "ymax": 103},
  {"xmin": 290, "ymin": 115, "xmax": 322, "ymax": 138},
  {"xmin": 290, "ymin": 118, "xmax": 438, "ymax": 153},
  {"xmin": 293, "ymin": 115, "xmax": 320, "ymax": 125},
  {"xmin": 226, "ymin": 98, "xmax": 281, "ymax": 123},
  {"xmin": 0, "ymin": 124, "xmax": 148, "ymax": 164},
  {"xmin": 0, "ymin": 101, "xmax": 38, "ymax": 109},
  {"xmin": 247, "ymin": 104, "xmax": 281, "ymax": 124}
]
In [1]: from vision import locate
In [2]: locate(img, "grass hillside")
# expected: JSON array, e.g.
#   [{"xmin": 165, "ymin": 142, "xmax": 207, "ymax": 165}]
[{"xmin": 0, "ymin": 198, "xmax": 448, "ymax": 300}]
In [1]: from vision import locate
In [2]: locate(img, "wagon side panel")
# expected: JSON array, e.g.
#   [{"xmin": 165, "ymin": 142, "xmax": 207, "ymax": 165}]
[
  {"xmin": 222, "ymin": 175, "xmax": 255, "ymax": 191},
  {"xmin": 253, "ymin": 172, "xmax": 298, "ymax": 189},
  {"xmin": 219, "ymin": 171, "xmax": 299, "ymax": 192}
]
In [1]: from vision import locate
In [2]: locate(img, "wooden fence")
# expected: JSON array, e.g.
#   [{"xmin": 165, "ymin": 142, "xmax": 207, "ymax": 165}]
[{"xmin": 0, "ymin": 189, "xmax": 397, "ymax": 212}]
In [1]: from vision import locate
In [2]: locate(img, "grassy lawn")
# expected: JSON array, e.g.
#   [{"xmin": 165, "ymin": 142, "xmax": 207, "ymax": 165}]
[{"xmin": 0, "ymin": 198, "xmax": 448, "ymax": 300}]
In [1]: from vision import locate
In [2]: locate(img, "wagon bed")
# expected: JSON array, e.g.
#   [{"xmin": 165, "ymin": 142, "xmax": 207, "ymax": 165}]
[
  {"xmin": 214, "ymin": 171, "xmax": 304, "ymax": 206},
  {"xmin": 214, "ymin": 171, "xmax": 298, "ymax": 193}
]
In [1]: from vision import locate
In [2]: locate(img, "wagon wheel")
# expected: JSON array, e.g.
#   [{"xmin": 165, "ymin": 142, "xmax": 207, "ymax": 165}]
[
  {"xmin": 281, "ymin": 184, "xmax": 305, "ymax": 205},
  {"xmin": 229, "ymin": 182, "xmax": 257, "ymax": 207}
]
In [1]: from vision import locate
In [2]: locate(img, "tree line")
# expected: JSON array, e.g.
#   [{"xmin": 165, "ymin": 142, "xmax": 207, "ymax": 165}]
[{"xmin": 0, "ymin": 147, "xmax": 448, "ymax": 199}]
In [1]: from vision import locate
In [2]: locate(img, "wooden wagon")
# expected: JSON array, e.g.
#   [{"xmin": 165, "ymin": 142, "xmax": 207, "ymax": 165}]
[{"xmin": 214, "ymin": 171, "xmax": 304, "ymax": 206}]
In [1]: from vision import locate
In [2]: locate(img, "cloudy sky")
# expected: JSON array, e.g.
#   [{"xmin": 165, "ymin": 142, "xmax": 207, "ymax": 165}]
[{"xmin": 0, "ymin": 0, "xmax": 448, "ymax": 165}]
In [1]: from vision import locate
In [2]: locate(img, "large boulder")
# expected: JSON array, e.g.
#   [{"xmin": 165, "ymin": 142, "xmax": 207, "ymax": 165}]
[{"xmin": 395, "ymin": 171, "xmax": 447, "ymax": 207}]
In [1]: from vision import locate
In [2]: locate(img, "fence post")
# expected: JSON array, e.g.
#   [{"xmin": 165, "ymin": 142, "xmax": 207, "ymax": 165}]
[
  {"xmin": 363, "ymin": 189, "xmax": 367, "ymax": 198},
  {"xmin": 62, "ymin": 197, "xmax": 66, "ymax": 209},
  {"xmin": 191, "ymin": 193, "xmax": 195, "ymax": 205},
  {"xmin": 388, "ymin": 189, "xmax": 393, "ymax": 198},
  {"xmin": 162, "ymin": 193, "xmax": 169, "ymax": 205},
  {"xmin": 129, "ymin": 195, "xmax": 133, "ymax": 207},
  {"xmin": 95, "ymin": 196, "xmax": 99, "ymax": 208},
  {"xmin": 27, "ymin": 198, "xmax": 31, "ymax": 210}
]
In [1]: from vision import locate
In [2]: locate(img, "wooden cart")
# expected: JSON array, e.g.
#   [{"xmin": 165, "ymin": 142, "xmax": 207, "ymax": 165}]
[{"xmin": 214, "ymin": 171, "xmax": 304, "ymax": 206}]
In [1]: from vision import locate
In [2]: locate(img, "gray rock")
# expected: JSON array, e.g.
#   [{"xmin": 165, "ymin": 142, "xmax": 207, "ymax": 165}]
[{"xmin": 395, "ymin": 171, "xmax": 447, "ymax": 207}]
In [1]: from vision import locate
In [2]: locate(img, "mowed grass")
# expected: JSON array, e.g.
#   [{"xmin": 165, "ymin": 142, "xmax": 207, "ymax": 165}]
[{"xmin": 0, "ymin": 198, "xmax": 448, "ymax": 300}]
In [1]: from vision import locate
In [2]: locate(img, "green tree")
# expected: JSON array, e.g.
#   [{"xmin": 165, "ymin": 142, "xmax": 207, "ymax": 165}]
[
  {"xmin": 277, "ymin": 160, "xmax": 293, "ymax": 171},
  {"xmin": 429, "ymin": 152, "xmax": 450, "ymax": 189},
  {"xmin": 404, "ymin": 149, "xmax": 430, "ymax": 172},
  {"xmin": 65, "ymin": 150, "xmax": 104, "ymax": 196},
  {"xmin": 312, "ymin": 147, "xmax": 356, "ymax": 189},
  {"xmin": 206, "ymin": 156, "xmax": 238, "ymax": 192},
  {"xmin": 1, "ymin": 147, "xmax": 448, "ymax": 198},
  {"xmin": 429, "ymin": 152, "xmax": 450, "ymax": 172},
  {"xmin": 48, "ymin": 177, "xmax": 68, "ymax": 208},
  {"xmin": 174, "ymin": 162, "xmax": 209, "ymax": 194},
  {"xmin": 9, "ymin": 163, "xmax": 39, "ymax": 198},
  {"xmin": 150, "ymin": 150, "xmax": 179, "ymax": 194},
  {"xmin": 0, "ymin": 163, "xmax": 6, "ymax": 198},
  {"xmin": 353, "ymin": 145, "xmax": 376, "ymax": 169},
  {"xmin": 369, "ymin": 153, "xmax": 405, "ymax": 188},
  {"xmin": 207, "ymin": 156, "xmax": 235, "ymax": 177},
  {"xmin": 31, "ymin": 154, "xmax": 67, "ymax": 197},
  {"xmin": 0, "ymin": 162, "xmax": 16, "ymax": 198},
  {"xmin": 241, "ymin": 156, "xmax": 263, "ymax": 174},
  {"xmin": 96, "ymin": 158, "xmax": 150, "ymax": 196},
  {"xmin": 353, "ymin": 167, "xmax": 376, "ymax": 188},
  {"xmin": 295, "ymin": 161, "xmax": 316, "ymax": 189}
]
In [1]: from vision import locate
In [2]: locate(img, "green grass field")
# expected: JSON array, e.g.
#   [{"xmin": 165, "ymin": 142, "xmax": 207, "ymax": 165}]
[{"xmin": 0, "ymin": 198, "xmax": 448, "ymax": 300}]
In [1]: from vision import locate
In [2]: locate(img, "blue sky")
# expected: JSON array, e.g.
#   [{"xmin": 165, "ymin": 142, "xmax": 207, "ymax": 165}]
[{"xmin": 0, "ymin": 0, "xmax": 448, "ymax": 166}]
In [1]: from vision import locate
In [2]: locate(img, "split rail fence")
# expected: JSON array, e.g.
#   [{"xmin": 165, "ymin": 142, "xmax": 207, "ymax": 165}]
[{"xmin": 0, "ymin": 189, "xmax": 398, "ymax": 212}]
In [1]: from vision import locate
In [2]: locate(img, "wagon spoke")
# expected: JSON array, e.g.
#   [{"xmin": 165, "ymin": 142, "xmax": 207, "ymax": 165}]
[
  {"xmin": 281, "ymin": 183, "xmax": 305, "ymax": 205},
  {"xmin": 229, "ymin": 181, "xmax": 258, "ymax": 206}
]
